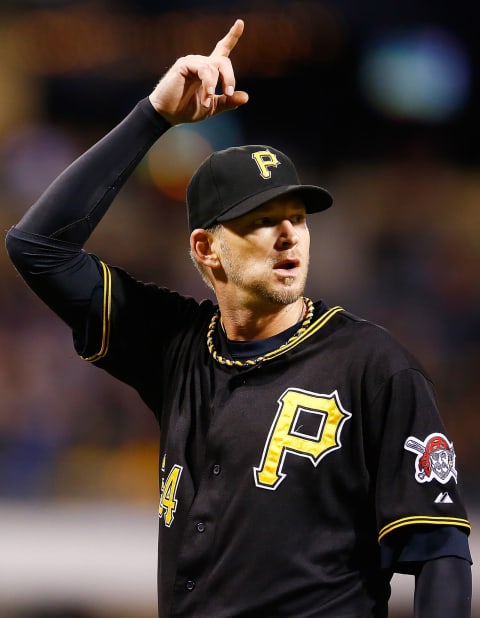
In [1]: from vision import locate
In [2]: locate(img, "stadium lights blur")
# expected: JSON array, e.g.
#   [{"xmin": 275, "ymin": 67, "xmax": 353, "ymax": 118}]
[
  {"xmin": 1, "ymin": 1, "xmax": 345, "ymax": 203},
  {"xmin": 4, "ymin": 2, "xmax": 343, "ymax": 79},
  {"xmin": 144, "ymin": 113, "xmax": 245, "ymax": 202},
  {"xmin": 358, "ymin": 26, "xmax": 471, "ymax": 123}
]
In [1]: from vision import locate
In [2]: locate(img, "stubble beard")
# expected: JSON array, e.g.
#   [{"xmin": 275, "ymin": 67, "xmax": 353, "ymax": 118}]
[{"xmin": 220, "ymin": 240, "xmax": 309, "ymax": 306}]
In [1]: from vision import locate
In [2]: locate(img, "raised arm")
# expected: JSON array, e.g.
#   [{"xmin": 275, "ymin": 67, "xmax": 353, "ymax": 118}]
[
  {"xmin": 9, "ymin": 18, "xmax": 248, "ymax": 243},
  {"xmin": 5, "ymin": 19, "xmax": 248, "ymax": 328}
]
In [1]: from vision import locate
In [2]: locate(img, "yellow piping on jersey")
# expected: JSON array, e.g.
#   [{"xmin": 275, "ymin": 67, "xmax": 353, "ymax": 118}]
[
  {"xmin": 81, "ymin": 273, "xmax": 342, "ymax": 364},
  {"xmin": 81, "ymin": 261, "xmax": 112, "ymax": 362},
  {"xmin": 378, "ymin": 515, "xmax": 471, "ymax": 543},
  {"xmin": 263, "ymin": 305, "xmax": 344, "ymax": 361}
]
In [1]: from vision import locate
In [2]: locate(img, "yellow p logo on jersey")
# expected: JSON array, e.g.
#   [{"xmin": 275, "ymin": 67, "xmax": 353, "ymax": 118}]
[
  {"xmin": 254, "ymin": 388, "xmax": 351, "ymax": 490},
  {"xmin": 252, "ymin": 149, "xmax": 281, "ymax": 179}
]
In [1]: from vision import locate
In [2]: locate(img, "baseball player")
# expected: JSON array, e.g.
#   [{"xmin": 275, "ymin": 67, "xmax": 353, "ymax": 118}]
[{"xmin": 5, "ymin": 18, "xmax": 472, "ymax": 618}]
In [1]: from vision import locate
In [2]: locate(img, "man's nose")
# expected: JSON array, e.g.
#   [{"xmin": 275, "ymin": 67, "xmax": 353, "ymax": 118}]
[{"xmin": 275, "ymin": 219, "xmax": 299, "ymax": 249}]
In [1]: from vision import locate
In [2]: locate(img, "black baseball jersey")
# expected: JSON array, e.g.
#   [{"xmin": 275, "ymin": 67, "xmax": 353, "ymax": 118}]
[
  {"xmin": 5, "ymin": 97, "xmax": 471, "ymax": 618},
  {"xmin": 76, "ymin": 263, "xmax": 469, "ymax": 617}
]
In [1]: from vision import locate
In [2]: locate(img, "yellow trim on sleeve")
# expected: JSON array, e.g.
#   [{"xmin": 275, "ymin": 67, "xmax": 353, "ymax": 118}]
[
  {"xmin": 81, "ymin": 261, "xmax": 112, "ymax": 362},
  {"xmin": 378, "ymin": 515, "xmax": 471, "ymax": 543}
]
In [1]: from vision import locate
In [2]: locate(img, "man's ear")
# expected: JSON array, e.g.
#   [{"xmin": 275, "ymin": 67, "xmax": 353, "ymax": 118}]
[{"xmin": 190, "ymin": 229, "xmax": 220, "ymax": 267}]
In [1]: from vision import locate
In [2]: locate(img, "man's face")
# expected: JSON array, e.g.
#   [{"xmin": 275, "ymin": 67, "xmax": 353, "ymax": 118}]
[{"xmin": 213, "ymin": 195, "xmax": 310, "ymax": 306}]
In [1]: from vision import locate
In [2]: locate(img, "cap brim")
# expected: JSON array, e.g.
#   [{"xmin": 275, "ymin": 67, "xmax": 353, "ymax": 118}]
[{"xmin": 216, "ymin": 184, "xmax": 333, "ymax": 223}]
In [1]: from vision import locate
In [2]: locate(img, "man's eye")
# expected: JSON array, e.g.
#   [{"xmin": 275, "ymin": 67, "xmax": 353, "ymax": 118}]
[{"xmin": 292, "ymin": 214, "xmax": 306, "ymax": 224}]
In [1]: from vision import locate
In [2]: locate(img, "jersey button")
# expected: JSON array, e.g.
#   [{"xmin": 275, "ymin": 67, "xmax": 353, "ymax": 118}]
[
  {"xmin": 186, "ymin": 580, "xmax": 195, "ymax": 591},
  {"xmin": 196, "ymin": 522, "xmax": 206, "ymax": 533},
  {"xmin": 212, "ymin": 464, "xmax": 221, "ymax": 475}
]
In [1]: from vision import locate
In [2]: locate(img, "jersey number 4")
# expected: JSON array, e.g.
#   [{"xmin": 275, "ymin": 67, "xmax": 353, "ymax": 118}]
[{"xmin": 159, "ymin": 464, "xmax": 183, "ymax": 527}]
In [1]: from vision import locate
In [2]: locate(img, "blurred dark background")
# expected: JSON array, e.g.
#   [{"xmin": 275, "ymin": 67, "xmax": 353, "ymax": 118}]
[{"xmin": 0, "ymin": 1, "xmax": 479, "ymax": 616}]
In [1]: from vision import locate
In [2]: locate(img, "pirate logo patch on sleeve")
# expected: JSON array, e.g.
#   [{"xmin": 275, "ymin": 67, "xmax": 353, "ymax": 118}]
[{"xmin": 404, "ymin": 432, "xmax": 457, "ymax": 484}]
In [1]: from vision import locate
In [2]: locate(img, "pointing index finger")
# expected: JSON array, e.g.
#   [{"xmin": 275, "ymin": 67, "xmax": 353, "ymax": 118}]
[{"xmin": 210, "ymin": 18, "xmax": 244, "ymax": 58}]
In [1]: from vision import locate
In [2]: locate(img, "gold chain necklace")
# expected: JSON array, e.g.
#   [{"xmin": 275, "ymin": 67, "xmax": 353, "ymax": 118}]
[{"xmin": 206, "ymin": 297, "xmax": 314, "ymax": 367}]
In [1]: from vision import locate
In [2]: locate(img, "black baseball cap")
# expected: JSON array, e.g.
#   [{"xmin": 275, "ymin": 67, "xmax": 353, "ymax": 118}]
[{"xmin": 186, "ymin": 145, "xmax": 333, "ymax": 231}]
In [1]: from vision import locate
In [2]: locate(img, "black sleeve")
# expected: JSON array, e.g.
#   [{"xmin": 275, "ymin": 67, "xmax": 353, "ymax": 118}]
[
  {"xmin": 381, "ymin": 526, "xmax": 472, "ymax": 570},
  {"xmin": 5, "ymin": 98, "xmax": 171, "ymax": 328},
  {"xmin": 414, "ymin": 556, "xmax": 472, "ymax": 617},
  {"xmin": 11, "ymin": 97, "xmax": 170, "ymax": 243}
]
